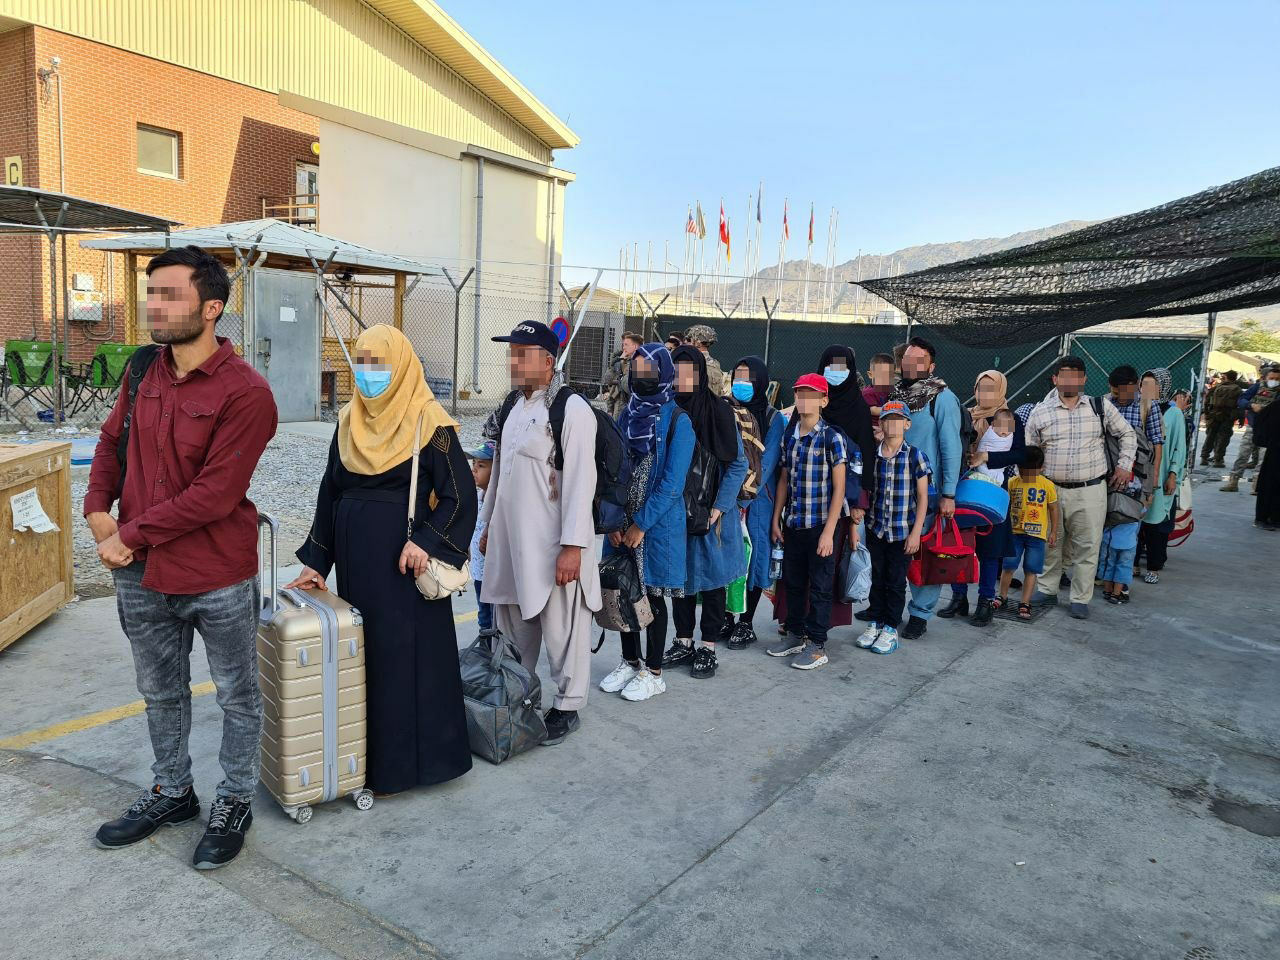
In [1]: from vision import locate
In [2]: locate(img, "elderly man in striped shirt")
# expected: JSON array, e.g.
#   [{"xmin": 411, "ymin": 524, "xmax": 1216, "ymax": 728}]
[{"xmin": 1025, "ymin": 356, "xmax": 1136, "ymax": 619}]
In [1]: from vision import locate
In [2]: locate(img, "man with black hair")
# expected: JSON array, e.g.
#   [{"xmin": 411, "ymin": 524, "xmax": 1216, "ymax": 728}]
[
  {"xmin": 1025, "ymin": 356, "xmax": 1135, "ymax": 618},
  {"xmin": 85, "ymin": 245, "xmax": 277, "ymax": 869},
  {"xmin": 882, "ymin": 335, "xmax": 965, "ymax": 640}
]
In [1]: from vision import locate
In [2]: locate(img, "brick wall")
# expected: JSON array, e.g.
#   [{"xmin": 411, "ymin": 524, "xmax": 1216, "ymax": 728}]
[{"xmin": 2, "ymin": 27, "xmax": 318, "ymax": 360}]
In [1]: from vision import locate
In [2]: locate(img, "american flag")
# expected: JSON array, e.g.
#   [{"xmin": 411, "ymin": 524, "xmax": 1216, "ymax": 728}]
[{"xmin": 686, "ymin": 208, "xmax": 697, "ymax": 234}]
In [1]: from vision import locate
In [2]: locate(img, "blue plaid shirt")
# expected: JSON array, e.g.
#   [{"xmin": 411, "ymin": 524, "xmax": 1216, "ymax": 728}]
[
  {"xmin": 782, "ymin": 419, "xmax": 852, "ymax": 529},
  {"xmin": 1109, "ymin": 397, "xmax": 1164, "ymax": 446},
  {"xmin": 867, "ymin": 441, "xmax": 932, "ymax": 542}
]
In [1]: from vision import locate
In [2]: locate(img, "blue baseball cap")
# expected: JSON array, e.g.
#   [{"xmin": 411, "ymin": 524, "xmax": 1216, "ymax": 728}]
[
  {"xmin": 492, "ymin": 320, "xmax": 561, "ymax": 357},
  {"xmin": 467, "ymin": 439, "xmax": 495, "ymax": 461}
]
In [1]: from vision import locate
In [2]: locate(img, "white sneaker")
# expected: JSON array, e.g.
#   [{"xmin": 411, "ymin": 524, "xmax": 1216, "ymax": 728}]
[
  {"xmin": 620, "ymin": 669, "xmax": 667, "ymax": 702},
  {"xmin": 854, "ymin": 623, "xmax": 882, "ymax": 649},
  {"xmin": 870, "ymin": 626, "xmax": 899, "ymax": 655},
  {"xmin": 600, "ymin": 660, "xmax": 639, "ymax": 693}
]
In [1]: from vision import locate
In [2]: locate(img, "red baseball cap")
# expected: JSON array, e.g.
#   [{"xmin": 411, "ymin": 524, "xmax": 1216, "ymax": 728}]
[{"xmin": 793, "ymin": 373, "xmax": 829, "ymax": 395}]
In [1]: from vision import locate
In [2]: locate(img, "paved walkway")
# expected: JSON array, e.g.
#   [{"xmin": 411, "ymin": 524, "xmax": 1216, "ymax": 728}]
[{"xmin": 1, "ymin": 458, "xmax": 1277, "ymax": 960}]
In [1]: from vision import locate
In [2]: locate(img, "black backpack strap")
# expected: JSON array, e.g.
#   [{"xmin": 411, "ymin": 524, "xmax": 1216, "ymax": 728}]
[
  {"xmin": 547, "ymin": 388, "xmax": 575, "ymax": 471},
  {"xmin": 116, "ymin": 344, "xmax": 161, "ymax": 483}
]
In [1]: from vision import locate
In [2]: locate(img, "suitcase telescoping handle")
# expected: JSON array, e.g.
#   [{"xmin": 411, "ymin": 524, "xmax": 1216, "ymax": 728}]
[{"xmin": 257, "ymin": 512, "xmax": 279, "ymax": 617}]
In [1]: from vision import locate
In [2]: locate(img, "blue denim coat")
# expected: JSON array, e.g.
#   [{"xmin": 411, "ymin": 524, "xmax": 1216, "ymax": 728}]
[
  {"xmin": 686, "ymin": 428, "xmax": 749, "ymax": 593},
  {"xmin": 740, "ymin": 410, "xmax": 786, "ymax": 590},
  {"xmin": 602, "ymin": 403, "xmax": 695, "ymax": 590}
]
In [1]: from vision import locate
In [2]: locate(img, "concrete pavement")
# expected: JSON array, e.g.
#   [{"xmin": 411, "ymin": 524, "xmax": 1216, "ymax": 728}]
[{"xmin": 1, "ymin": 460, "xmax": 1277, "ymax": 960}]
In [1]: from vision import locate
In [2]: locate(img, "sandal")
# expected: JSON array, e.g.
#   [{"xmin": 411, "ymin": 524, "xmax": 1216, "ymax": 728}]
[
  {"xmin": 1143, "ymin": 572, "xmax": 1160, "ymax": 584},
  {"xmin": 1118, "ymin": 587, "xmax": 1131, "ymax": 603},
  {"xmin": 991, "ymin": 596, "xmax": 1004, "ymax": 610},
  {"xmin": 1017, "ymin": 602, "xmax": 1032, "ymax": 620},
  {"xmin": 1105, "ymin": 592, "xmax": 1120, "ymax": 605}
]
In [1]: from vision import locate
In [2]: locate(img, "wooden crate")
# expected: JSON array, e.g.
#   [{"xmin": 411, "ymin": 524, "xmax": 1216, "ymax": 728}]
[{"xmin": 1, "ymin": 441, "xmax": 74, "ymax": 653}]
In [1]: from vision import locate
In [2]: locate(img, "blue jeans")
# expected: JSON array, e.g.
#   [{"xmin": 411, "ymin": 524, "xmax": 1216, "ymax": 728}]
[
  {"xmin": 113, "ymin": 562, "xmax": 261, "ymax": 801},
  {"xmin": 475, "ymin": 580, "xmax": 494, "ymax": 632},
  {"xmin": 1003, "ymin": 533, "xmax": 1047, "ymax": 575},
  {"xmin": 1098, "ymin": 546, "xmax": 1137, "ymax": 585}
]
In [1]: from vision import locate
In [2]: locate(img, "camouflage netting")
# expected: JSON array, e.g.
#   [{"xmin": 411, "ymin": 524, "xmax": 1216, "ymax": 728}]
[{"xmin": 854, "ymin": 165, "xmax": 1280, "ymax": 346}]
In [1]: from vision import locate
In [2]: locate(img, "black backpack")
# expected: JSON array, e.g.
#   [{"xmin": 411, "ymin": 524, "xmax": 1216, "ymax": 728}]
[
  {"xmin": 497, "ymin": 387, "xmax": 633, "ymax": 533},
  {"xmin": 930, "ymin": 391, "xmax": 977, "ymax": 453},
  {"xmin": 115, "ymin": 344, "xmax": 162, "ymax": 493},
  {"xmin": 661, "ymin": 409, "xmax": 721, "ymax": 536}
]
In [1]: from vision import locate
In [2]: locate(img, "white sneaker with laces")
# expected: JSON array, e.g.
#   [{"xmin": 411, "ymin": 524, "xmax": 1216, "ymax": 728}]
[
  {"xmin": 600, "ymin": 660, "xmax": 640, "ymax": 693},
  {"xmin": 621, "ymin": 669, "xmax": 667, "ymax": 702},
  {"xmin": 855, "ymin": 623, "xmax": 882, "ymax": 649},
  {"xmin": 871, "ymin": 626, "xmax": 899, "ymax": 655}
]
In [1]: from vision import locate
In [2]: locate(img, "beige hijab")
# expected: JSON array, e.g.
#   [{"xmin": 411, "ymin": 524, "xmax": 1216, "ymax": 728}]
[
  {"xmin": 971, "ymin": 369, "xmax": 1009, "ymax": 440},
  {"xmin": 338, "ymin": 325, "xmax": 457, "ymax": 476}
]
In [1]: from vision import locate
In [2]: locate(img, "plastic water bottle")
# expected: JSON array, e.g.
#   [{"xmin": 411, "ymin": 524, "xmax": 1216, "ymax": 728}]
[{"xmin": 769, "ymin": 541, "xmax": 784, "ymax": 583}]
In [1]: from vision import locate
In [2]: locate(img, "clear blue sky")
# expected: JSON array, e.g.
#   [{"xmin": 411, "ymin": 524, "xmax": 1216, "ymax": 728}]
[{"xmin": 456, "ymin": 0, "xmax": 1280, "ymax": 273}]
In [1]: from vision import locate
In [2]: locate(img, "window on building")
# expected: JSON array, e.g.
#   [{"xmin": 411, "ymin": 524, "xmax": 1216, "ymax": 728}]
[{"xmin": 137, "ymin": 125, "xmax": 180, "ymax": 179}]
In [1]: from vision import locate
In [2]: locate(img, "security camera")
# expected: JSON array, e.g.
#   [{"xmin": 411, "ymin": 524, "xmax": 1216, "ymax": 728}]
[{"xmin": 50, "ymin": 56, "xmax": 61, "ymax": 68}]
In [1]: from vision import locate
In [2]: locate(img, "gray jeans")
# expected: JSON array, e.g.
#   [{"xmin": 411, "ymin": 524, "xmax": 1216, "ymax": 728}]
[
  {"xmin": 113, "ymin": 563, "xmax": 262, "ymax": 802},
  {"xmin": 1230, "ymin": 425, "xmax": 1258, "ymax": 477}
]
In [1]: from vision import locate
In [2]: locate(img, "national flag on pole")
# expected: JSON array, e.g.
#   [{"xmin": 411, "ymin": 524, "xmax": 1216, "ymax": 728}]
[
  {"xmin": 756, "ymin": 185, "xmax": 762, "ymax": 223},
  {"xmin": 719, "ymin": 202, "xmax": 731, "ymax": 262},
  {"xmin": 808, "ymin": 204, "xmax": 815, "ymax": 245},
  {"xmin": 686, "ymin": 208, "xmax": 697, "ymax": 235},
  {"xmin": 695, "ymin": 202, "xmax": 707, "ymax": 239},
  {"xmin": 782, "ymin": 201, "xmax": 789, "ymax": 241}
]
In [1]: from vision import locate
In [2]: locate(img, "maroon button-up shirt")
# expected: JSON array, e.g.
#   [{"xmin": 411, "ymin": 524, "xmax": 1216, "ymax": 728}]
[{"xmin": 85, "ymin": 337, "xmax": 278, "ymax": 594}]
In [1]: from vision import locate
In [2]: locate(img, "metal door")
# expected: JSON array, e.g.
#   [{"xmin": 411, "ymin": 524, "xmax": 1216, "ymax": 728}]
[{"xmin": 251, "ymin": 268, "xmax": 319, "ymax": 422}]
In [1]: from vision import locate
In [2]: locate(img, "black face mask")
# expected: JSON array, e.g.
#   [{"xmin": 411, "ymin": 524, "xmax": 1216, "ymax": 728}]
[
  {"xmin": 631, "ymin": 376, "xmax": 661, "ymax": 397},
  {"xmin": 899, "ymin": 377, "xmax": 921, "ymax": 388}
]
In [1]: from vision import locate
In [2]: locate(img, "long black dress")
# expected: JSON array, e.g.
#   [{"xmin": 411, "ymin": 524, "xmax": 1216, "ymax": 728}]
[
  {"xmin": 1253, "ymin": 402, "xmax": 1280, "ymax": 527},
  {"xmin": 297, "ymin": 425, "xmax": 477, "ymax": 794}
]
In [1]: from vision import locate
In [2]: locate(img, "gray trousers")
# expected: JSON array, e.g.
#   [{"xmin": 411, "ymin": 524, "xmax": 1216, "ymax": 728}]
[
  {"xmin": 113, "ymin": 563, "xmax": 262, "ymax": 801},
  {"xmin": 495, "ymin": 582, "xmax": 593, "ymax": 712},
  {"xmin": 1229, "ymin": 425, "xmax": 1258, "ymax": 478}
]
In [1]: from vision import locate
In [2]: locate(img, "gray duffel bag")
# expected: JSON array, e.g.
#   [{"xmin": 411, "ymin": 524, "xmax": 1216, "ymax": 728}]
[{"xmin": 458, "ymin": 628, "xmax": 548, "ymax": 763}]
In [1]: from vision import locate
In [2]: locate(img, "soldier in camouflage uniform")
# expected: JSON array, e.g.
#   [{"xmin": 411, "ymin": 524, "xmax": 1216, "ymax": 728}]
[
  {"xmin": 685, "ymin": 323, "xmax": 728, "ymax": 398},
  {"xmin": 1201, "ymin": 370, "xmax": 1243, "ymax": 467},
  {"xmin": 602, "ymin": 332, "xmax": 642, "ymax": 419},
  {"xmin": 1222, "ymin": 363, "xmax": 1279, "ymax": 492}
]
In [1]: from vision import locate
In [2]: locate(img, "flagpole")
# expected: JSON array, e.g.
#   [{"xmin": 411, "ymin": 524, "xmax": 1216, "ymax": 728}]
[
  {"xmin": 742, "ymin": 193, "xmax": 752, "ymax": 313},
  {"xmin": 802, "ymin": 203, "xmax": 813, "ymax": 322},
  {"xmin": 775, "ymin": 198, "xmax": 788, "ymax": 312},
  {"xmin": 753, "ymin": 181, "xmax": 764, "ymax": 312}
]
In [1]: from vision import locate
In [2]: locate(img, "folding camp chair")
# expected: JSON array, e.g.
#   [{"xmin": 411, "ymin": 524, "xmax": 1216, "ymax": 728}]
[
  {"xmin": 75, "ymin": 343, "xmax": 139, "ymax": 416},
  {"xmin": 2, "ymin": 340, "xmax": 60, "ymax": 416}
]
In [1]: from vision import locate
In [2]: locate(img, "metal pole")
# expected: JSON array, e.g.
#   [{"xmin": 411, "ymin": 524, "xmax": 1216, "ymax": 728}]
[
  {"xmin": 762, "ymin": 297, "xmax": 778, "ymax": 366},
  {"xmin": 545, "ymin": 177, "xmax": 558, "ymax": 323},
  {"xmin": 472, "ymin": 156, "xmax": 484, "ymax": 393},
  {"xmin": 443, "ymin": 267, "xmax": 474, "ymax": 416},
  {"xmin": 1190, "ymin": 311, "xmax": 1216, "ymax": 468}
]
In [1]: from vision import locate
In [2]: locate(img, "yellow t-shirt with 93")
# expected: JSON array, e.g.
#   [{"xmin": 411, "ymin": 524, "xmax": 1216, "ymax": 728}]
[{"xmin": 1008, "ymin": 474, "xmax": 1058, "ymax": 540}]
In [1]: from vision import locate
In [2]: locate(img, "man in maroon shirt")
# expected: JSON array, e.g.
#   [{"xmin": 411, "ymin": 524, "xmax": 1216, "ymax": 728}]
[{"xmin": 85, "ymin": 245, "xmax": 277, "ymax": 870}]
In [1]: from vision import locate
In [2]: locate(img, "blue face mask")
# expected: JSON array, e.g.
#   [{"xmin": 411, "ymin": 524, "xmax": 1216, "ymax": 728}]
[
  {"xmin": 354, "ymin": 368, "xmax": 392, "ymax": 398},
  {"xmin": 824, "ymin": 366, "xmax": 850, "ymax": 387},
  {"xmin": 731, "ymin": 381, "xmax": 754, "ymax": 403}
]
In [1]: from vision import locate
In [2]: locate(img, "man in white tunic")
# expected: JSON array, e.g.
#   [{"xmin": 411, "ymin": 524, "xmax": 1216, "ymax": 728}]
[{"xmin": 480, "ymin": 321, "xmax": 600, "ymax": 745}]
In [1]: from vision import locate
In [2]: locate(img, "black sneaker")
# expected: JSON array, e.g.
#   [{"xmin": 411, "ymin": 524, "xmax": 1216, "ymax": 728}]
[
  {"xmin": 192, "ymin": 796, "xmax": 253, "ymax": 870},
  {"xmin": 854, "ymin": 607, "xmax": 875, "ymax": 622},
  {"xmin": 542, "ymin": 707, "xmax": 580, "ymax": 745},
  {"xmin": 691, "ymin": 645, "xmax": 718, "ymax": 679},
  {"xmin": 726, "ymin": 622, "xmax": 757, "ymax": 649},
  {"xmin": 661, "ymin": 639, "xmax": 694, "ymax": 667},
  {"xmin": 937, "ymin": 595, "xmax": 969, "ymax": 619},
  {"xmin": 95, "ymin": 786, "xmax": 200, "ymax": 849},
  {"xmin": 901, "ymin": 616, "xmax": 928, "ymax": 640},
  {"xmin": 969, "ymin": 598, "xmax": 995, "ymax": 627}
]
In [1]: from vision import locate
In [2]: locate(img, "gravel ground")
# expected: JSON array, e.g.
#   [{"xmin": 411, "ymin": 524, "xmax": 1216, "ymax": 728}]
[{"xmin": 25, "ymin": 412, "xmax": 495, "ymax": 600}]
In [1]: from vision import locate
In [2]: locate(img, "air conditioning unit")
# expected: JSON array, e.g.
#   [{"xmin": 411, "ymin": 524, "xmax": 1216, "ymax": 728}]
[{"xmin": 72, "ymin": 273, "xmax": 95, "ymax": 291}]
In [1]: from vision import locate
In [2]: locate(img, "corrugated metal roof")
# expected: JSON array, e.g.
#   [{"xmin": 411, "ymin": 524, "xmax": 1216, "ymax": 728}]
[
  {"xmin": 82, "ymin": 218, "xmax": 441, "ymax": 276},
  {"xmin": 0, "ymin": 0, "xmax": 576, "ymax": 158},
  {"xmin": 0, "ymin": 185, "xmax": 178, "ymax": 234}
]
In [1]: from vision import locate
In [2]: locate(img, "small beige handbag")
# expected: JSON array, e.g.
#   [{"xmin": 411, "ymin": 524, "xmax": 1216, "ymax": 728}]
[{"xmin": 408, "ymin": 413, "xmax": 471, "ymax": 600}]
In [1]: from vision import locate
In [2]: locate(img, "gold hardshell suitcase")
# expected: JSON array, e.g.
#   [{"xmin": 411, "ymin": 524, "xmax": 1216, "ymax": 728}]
[{"xmin": 257, "ymin": 513, "xmax": 374, "ymax": 824}]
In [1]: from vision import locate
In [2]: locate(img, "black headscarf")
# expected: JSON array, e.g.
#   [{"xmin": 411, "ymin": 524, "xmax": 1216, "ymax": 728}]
[
  {"xmin": 732, "ymin": 355, "xmax": 772, "ymax": 435},
  {"xmin": 817, "ymin": 344, "xmax": 876, "ymax": 473},
  {"xmin": 673, "ymin": 344, "xmax": 739, "ymax": 464}
]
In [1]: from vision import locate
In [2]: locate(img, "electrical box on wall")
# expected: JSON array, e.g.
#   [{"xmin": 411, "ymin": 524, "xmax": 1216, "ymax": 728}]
[{"xmin": 70, "ymin": 290, "xmax": 104, "ymax": 323}]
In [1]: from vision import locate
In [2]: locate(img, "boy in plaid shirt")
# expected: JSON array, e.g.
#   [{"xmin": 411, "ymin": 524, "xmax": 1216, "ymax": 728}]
[
  {"xmin": 855, "ymin": 400, "xmax": 930, "ymax": 655},
  {"xmin": 769, "ymin": 374, "xmax": 859, "ymax": 670}
]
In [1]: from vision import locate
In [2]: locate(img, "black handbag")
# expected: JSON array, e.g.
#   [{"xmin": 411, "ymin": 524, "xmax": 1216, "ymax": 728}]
[
  {"xmin": 594, "ymin": 549, "xmax": 653, "ymax": 636},
  {"xmin": 684, "ymin": 443, "xmax": 722, "ymax": 536},
  {"xmin": 457, "ymin": 629, "xmax": 548, "ymax": 764}
]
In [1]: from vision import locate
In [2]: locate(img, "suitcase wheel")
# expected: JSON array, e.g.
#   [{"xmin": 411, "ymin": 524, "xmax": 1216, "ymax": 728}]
[
  {"xmin": 294, "ymin": 804, "xmax": 314, "ymax": 825},
  {"xmin": 354, "ymin": 790, "xmax": 374, "ymax": 812}
]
